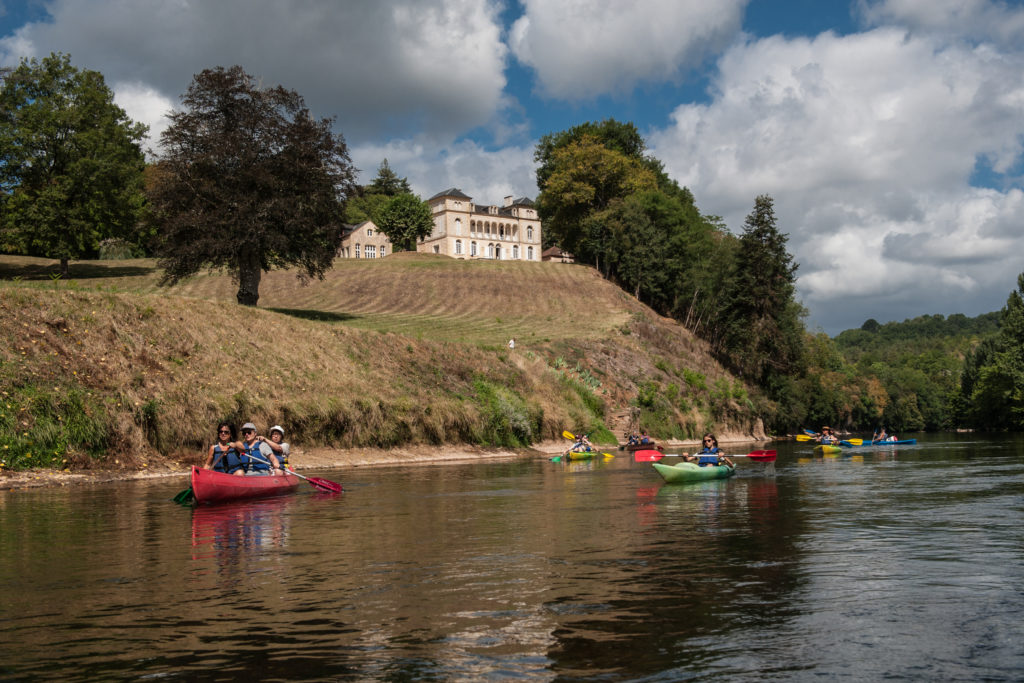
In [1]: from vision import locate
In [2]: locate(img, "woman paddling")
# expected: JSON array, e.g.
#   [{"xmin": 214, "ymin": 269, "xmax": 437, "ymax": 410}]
[
  {"xmin": 683, "ymin": 433, "xmax": 734, "ymax": 467},
  {"xmin": 203, "ymin": 422, "xmax": 246, "ymax": 475}
]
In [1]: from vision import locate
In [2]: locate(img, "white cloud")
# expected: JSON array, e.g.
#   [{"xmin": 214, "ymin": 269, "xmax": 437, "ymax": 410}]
[
  {"xmin": 859, "ymin": 0, "xmax": 1024, "ymax": 47},
  {"xmin": 649, "ymin": 26, "xmax": 1024, "ymax": 331},
  {"xmin": 509, "ymin": 0, "xmax": 746, "ymax": 100},
  {"xmin": 0, "ymin": 0, "xmax": 509, "ymax": 144},
  {"xmin": 112, "ymin": 81, "xmax": 174, "ymax": 154},
  {"xmin": 351, "ymin": 137, "xmax": 538, "ymax": 204}
]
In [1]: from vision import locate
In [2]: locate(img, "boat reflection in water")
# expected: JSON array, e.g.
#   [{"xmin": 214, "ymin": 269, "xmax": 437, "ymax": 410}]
[{"xmin": 190, "ymin": 495, "xmax": 295, "ymax": 564}]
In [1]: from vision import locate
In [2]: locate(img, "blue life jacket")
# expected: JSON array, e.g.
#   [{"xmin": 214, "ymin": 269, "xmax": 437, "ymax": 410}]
[
  {"xmin": 697, "ymin": 447, "xmax": 721, "ymax": 466},
  {"xmin": 212, "ymin": 444, "xmax": 243, "ymax": 474},
  {"xmin": 241, "ymin": 441, "xmax": 272, "ymax": 472}
]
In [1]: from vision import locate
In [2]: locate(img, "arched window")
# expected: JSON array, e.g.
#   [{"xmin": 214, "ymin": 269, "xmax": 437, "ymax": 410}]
[
  {"xmin": 455, "ymin": 218, "xmax": 462, "ymax": 235},
  {"xmin": 513, "ymin": 245, "xmax": 519, "ymax": 259},
  {"xmin": 527, "ymin": 227, "xmax": 533, "ymax": 241},
  {"xmin": 527, "ymin": 246, "xmax": 533, "ymax": 260},
  {"xmin": 488, "ymin": 243, "xmax": 494, "ymax": 259},
  {"xmin": 455, "ymin": 240, "xmax": 463, "ymax": 255},
  {"xmin": 367, "ymin": 228, "xmax": 373, "ymax": 237},
  {"xmin": 355, "ymin": 244, "xmax": 360, "ymax": 258},
  {"xmin": 470, "ymin": 241, "xmax": 477, "ymax": 256}
]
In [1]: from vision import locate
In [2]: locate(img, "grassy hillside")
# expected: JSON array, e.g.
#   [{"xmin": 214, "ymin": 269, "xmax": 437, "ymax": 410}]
[{"xmin": 0, "ymin": 254, "xmax": 766, "ymax": 472}]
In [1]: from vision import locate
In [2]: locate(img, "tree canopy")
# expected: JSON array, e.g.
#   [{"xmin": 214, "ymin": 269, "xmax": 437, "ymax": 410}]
[
  {"xmin": 344, "ymin": 159, "xmax": 413, "ymax": 224},
  {"xmin": 147, "ymin": 65, "xmax": 356, "ymax": 305},
  {"xmin": 376, "ymin": 193, "xmax": 433, "ymax": 251},
  {"xmin": 0, "ymin": 53, "xmax": 147, "ymax": 274}
]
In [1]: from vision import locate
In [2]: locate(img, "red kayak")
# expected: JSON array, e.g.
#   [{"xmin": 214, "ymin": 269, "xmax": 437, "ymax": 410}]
[{"xmin": 190, "ymin": 465, "xmax": 300, "ymax": 504}]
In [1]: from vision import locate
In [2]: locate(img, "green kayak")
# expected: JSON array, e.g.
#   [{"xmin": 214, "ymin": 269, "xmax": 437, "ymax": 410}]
[
  {"xmin": 814, "ymin": 444, "xmax": 842, "ymax": 454},
  {"xmin": 652, "ymin": 461, "xmax": 735, "ymax": 483}
]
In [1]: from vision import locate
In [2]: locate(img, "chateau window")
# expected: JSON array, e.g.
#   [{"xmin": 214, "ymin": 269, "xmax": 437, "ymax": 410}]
[
  {"xmin": 527, "ymin": 227, "xmax": 533, "ymax": 241},
  {"xmin": 380, "ymin": 246, "xmax": 386, "ymax": 257},
  {"xmin": 455, "ymin": 240, "xmax": 463, "ymax": 255},
  {"xmin": 513, "ymin": 245, "xmax": 519, "ymax": 259},
  {"xmin": 355, "ymin": 244, "xmax": 360, "ymax": 258},
  {"xmin": 470, "ymin": 241, "xmax": 477, "ymax": 256},
  {"xmin": 455, "ymin": 218, "xmax": 462, "ymax": 235},
  {"xmin": 367, "ymin": 228, "xmax": 373, "ymax": 237},
  {"xmin": 487, "ymin": 243, "xmax": 494, "ymax": 259},
  {"xmin": 527, "ymin": 246, "xmax": 533, "ymax": 260},
  {"xmin": 366, "ymin": 245, "xmax": 376, "ymax": 258}
]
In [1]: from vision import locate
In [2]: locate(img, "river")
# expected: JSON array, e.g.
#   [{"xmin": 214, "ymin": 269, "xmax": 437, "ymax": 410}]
[{"xmin": 1, "ymin": 433, "xmax": 1022, "ymax": 681}]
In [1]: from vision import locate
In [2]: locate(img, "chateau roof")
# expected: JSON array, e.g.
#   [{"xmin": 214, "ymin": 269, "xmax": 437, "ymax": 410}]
[{"xmin": 429, "ymin": 188, "xmax": 472, "ymax": 200}]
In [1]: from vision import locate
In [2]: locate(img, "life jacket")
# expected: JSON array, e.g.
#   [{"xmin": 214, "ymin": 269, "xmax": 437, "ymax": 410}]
[
  {"xmin": 241, "ymin": 441, "xmax": 272, "ymax": 473},
  {"xmin": 822, "ymin": 434, "xmax": 837, "ymax": 444},
  {"xmin": 212, "ymin": 443, "xmax": 243, "ymax": 474},
  {"xmin": 697, "ymin": 447, "xmax": 721, "ymax": 466}
]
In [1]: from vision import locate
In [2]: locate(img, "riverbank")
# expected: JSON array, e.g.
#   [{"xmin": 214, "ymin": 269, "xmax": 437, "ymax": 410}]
[{"xmin": 0, "ymin": 435, "xmax": 775, "ymax": 492}]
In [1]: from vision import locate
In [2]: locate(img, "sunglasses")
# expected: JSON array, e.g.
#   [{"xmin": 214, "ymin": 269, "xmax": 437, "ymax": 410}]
[
  {"xmin": 242, "ymin": 430, "xmax": 254, "ymax": 435},
  {"xmin": 218, "ymin": 429, "xmax": 230, "ymax": 434}
]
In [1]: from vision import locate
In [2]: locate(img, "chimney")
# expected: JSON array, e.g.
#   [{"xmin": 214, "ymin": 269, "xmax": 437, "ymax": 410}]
[{"xmin": 504, "ymin": 195, "xmax": 514, "ymax": 207}]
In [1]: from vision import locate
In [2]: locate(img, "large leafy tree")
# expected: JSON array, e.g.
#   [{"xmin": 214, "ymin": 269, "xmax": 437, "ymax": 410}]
[
  {"xmin": 0, "ymin": 53, "xmax": 147, "ymax": 275},
  {"xmin": 376, "ymin": 193, "xmax": 433, "ymax": 251},
  {"xmin": 148, "ymin": 65, "xmax": 356, "ymax": 305}
]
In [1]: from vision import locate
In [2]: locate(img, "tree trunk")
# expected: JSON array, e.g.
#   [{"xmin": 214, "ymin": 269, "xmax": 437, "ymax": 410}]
[
  {"xmin": 60, "ymin": 257, "xmax": 69, "ymax": 277},
  {"xmin": 236, "ymin": 248, "xmax": 262, "ymax": 306}
]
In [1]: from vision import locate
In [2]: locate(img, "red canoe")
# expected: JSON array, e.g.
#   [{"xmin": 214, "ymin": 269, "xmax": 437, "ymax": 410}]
[{"xmin": 190, "ymin": 465, "xmax": 300, "ymax": 504}]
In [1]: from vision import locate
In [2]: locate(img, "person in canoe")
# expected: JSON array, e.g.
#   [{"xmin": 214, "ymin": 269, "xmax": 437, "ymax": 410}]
[
  {"xmin": 683, "ymin": 433, "xmax": 735, "ymax": 467},
  {"xmin": 640, "ymin": 430, "xmax": 652, "ymax": 445},
  {"xmin": 872, "ymin": 427, "xmax": 896, "ymax": 443},
  {"xmin": 203, "ymin": 422, "xmax": 246, "ymax": 475},
  {"xmin": 565, "ymin": 433, "xmax": 593, "ymax": 456},
  {"xmin": 816, "ymin": 426, "xmax": 838, "ymax": 445},
  {"xmin": 238, "ymin": 422, "xmax": 282, "ymax": 475},
  {"xmin": 265, "ymin": 425, "xmax": 290, "ymax": 471}
]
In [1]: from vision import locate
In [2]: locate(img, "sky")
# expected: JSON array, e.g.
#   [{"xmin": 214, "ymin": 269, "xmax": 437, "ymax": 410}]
[{"xmin": 2, "ymin": 0, "xmax": 1024, "ymax": 335}]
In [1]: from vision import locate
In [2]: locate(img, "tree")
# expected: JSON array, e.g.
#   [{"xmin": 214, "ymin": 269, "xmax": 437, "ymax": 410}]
[
  {"xmin": 147, "ymin": 65, "xmax": 356, "ymax": 305},
  {"xmin": 366, "ymin": 159, "xmax": 412, "ymax": 196},
  {"xmin": 0, "ymin": 53, "xmax": 147, "ymax": 275},
  {"xmin": 718, "ymin": 195, "xmax": 805, "ymax": 410},
  {"xmin": 376, "ymin": 193, "xmax": 433, "ymax": 251}
]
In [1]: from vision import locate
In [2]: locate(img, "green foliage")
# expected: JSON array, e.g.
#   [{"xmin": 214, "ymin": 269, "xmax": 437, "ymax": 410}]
[
  {"xmin": 471, "ymin": 379, "xmax": 539, "ymax": 447},
  {"xmin": 343, "ymin": 193, "xmax": 390, "ymax": 225},
  {"xmin": 366, "ymin": 159, "xmax": 412, "ymax": 196},
  {"xmin": 376, "ymin": 193, "xmax": 433, "ymax": 252},
  {"xmin": 955, "ymin": 273, "xmax": 1024, "ymax": 429},
  {"xmin": 147, "ymin": 65, "xmax": 357, "ymax": 306},
  {"xmin": 0, "ymin": 384, "xmax": 110, "ymax": 470},
  {"xmin": 0, "ymin": 53, "xmax": 148, "ymax": 273}
]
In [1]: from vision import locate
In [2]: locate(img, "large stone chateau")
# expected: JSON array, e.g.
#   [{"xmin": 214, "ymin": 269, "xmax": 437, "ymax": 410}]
[{"xmin": 339, "ymin": 188, "xmax": 543, "ymax": 261}]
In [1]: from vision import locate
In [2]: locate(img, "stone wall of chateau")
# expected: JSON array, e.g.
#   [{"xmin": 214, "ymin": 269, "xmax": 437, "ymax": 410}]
[{"xmin": 338, "ymin": 220, "xmax": 392, "ymax": 259}]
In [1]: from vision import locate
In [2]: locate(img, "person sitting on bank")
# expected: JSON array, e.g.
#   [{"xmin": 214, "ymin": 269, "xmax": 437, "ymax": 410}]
[
  {"xmin": 684, "ymin": 433, "xmax": 735, "ymax": 467},
  {"xmin": 626, "ymin": 431, "xmax": 640, "ymax": 446},
  {"xmin": 238, "ymin": 422, "xmax": 281, "ymax": 475},
  {"xmin": 203, "ymin": 422, "xmax": 246, "ymax": 475},
  {"xmin": 640, "ymin": 430, "xmax": 651, "ymax": 445},
  {"xmin": 264, "ymin": 425, "xmax": 290, "ymax": 470},
  {"xmin": 817, "ymin": 426, "xmax": 838, "ymax": 445}
]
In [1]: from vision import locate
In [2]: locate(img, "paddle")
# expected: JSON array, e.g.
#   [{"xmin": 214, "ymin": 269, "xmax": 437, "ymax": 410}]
[
  {"xmin": 804, "ymin": 428, "xmax": 818, "ymax": 436},
  {"xmin": 795, "ymin": 434, "xmax": 814, "ymax": 441},
  {"xmin": 839, "ymin": 439, "xmax": 864, "ymax": 447},
  {"xmin": 245, "ymin": 454, "xmax": 343, "ymax": 494},
  {"xmin": 562, "ymin": 430, "xmax": 577, "ymax": 440},
  {"xmin": 173, "ymin": 486, "xmax": 194, "ymax": 504},
  {"xmin": 635, "ymin": 449, "xmax": 777, "ymax": 463}
]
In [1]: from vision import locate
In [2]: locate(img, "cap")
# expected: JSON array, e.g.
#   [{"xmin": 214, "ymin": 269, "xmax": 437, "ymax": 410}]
[
  {"xmin": 270, "ymin": 425, "xmax": 284, "ymax": 436},
  {"xmin": 241, "ymin": 422, "xmax": 257, "ymax": 432}
]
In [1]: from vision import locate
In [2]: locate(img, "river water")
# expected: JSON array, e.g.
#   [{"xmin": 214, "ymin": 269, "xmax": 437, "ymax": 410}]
[{"xmin": 1, "ymin": 433, "xmax": 1022, "ymax": 681}]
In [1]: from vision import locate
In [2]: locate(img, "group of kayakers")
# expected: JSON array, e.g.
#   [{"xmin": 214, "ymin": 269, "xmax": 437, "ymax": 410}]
[
  {"xmin": 810, "ymin": 426, "xmax": 899, "ymax": 444},
  {"xmin": 203, "ymin": 422, "xmax": 291, "ymax": 476},
  {"xmin": 624, "ymin": 430, "xmax": 653, "ymax": 446}
]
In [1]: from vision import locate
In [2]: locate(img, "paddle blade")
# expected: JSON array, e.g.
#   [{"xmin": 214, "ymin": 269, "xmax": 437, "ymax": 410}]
[
  {"xmin": 633, "ymin": 449, "xmax": 664, "ymax": 462},
  {"xmin": 173, "ymin": 486, "xmax": 194, "ymax": 504},
  {"xmin": 602, "ymin": 452, "xmax": 615, "ymax": 459},
  {"xmin": 550, "ymin": 455, "xmax": 562, "ymax": 462},
  {"xmin": 306, "ymin": 477, "xmax": 343, "ymax": 494},
  {"xmin": 746, "ymin": 450, "xmax": 778, "ymax": 462},
  {"xmin": 804, "ymin": 429, "xmax": 818, "ymax": 436},
  {"xmin": 846, "ymin": 438, "xmax": 863, "ymax": 445},
  {"xmin": 795, "ymin": 434, "xmax": 813, "ymax": 442},
  {"xmin": 562, "ymin": 430, "xmax": 576, "ymax": 440}
]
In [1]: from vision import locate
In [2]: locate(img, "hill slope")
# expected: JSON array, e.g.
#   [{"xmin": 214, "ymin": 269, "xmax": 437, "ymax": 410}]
[{"xmin": 0, "ymin": 254, "xmax": 766, "ymax": 472}]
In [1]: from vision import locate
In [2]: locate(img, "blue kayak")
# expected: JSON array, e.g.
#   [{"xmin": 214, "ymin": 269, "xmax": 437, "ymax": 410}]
[{"xmin": 840, "ymin": 438, "xmax": 917, "ymax": 447}]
